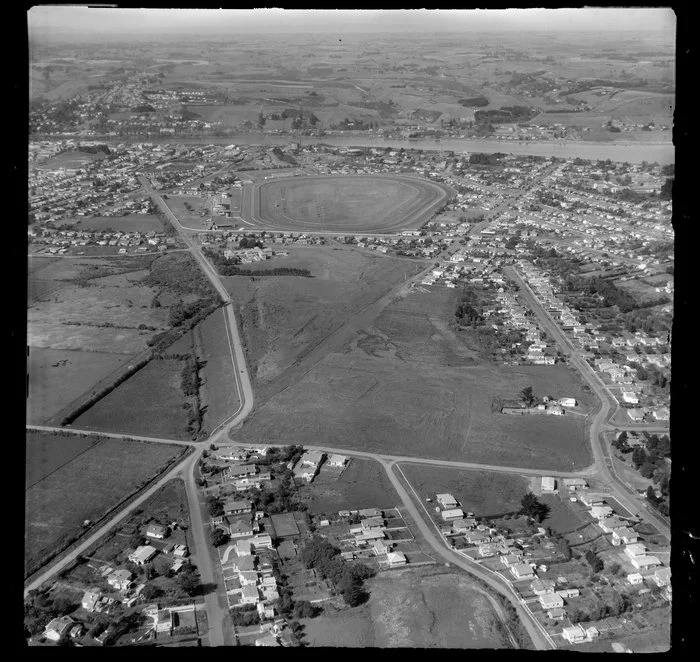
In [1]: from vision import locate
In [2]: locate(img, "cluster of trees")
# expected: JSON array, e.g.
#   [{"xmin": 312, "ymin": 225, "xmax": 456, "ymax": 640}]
[
  {"xmin": 458, "ymin": 95, "xmax": 489, "ymax": 107},
  {"xmin": 475, "ymin": 106, "xmax": 537, "ymax": 124},
  {"xmin": 469, "ymin": 152, "xmax": 505, "ymax": 166},
  {"xmin": 628, "ymin": 362, "xmax": 670, "ymax": 390},
  {"xmin": 623, "ymin": 307, "xmax": 672, "ymax": 336},
  {"xmin": 585, "ymin": 549, "xmax": 605, "ymax": 573},
  {"xmin": 519, "ymin": 493, "xmax": 550, "ymax": 523},
  {"xmin": 144, "ymin": 253, "xmax": 218, "ymax": 298},
  {"xmin": 454, "ymin": 287, "xmax": 484, "ymax": 326},
  {"xmin": 568, "ymin": 591, "xmax": 631, "ymax": 623},
  {"xmin": 210, "ymin": 528, "xmax": 230, "ymax": 547},
  {"xmin": 248, "ymin": 469, "xmax": 302, "ymax": 515},
  {"xmin": 131, "ymin": 104, "xmax": 156, "ymax": 113},
  {"xmin": 563, "ymin": 274, "xmax": 638, "ymax": 313},
  {"xmin": 520, "ymin": 386, "xmax": 535, "ymax": 406},
  {"xmin": 300, "ymin": 536, "xmax": 376, "ymax": 607}
]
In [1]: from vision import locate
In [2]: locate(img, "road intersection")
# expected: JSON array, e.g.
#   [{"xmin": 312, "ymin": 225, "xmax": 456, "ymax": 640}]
[{"xmin": 26, "ymin": 172, "xmax": 669, "ymax": 649}]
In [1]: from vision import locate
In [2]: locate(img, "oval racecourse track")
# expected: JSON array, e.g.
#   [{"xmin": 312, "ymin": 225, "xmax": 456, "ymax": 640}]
[{"xmin": 246, "ymin": 174, "xmax": 454, "ymax": 234}]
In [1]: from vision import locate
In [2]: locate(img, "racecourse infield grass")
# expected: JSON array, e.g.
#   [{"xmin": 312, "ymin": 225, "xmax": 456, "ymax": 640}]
[{"xmin": 249, "ymin": 174, "xmax": 452, "ymax": 233}]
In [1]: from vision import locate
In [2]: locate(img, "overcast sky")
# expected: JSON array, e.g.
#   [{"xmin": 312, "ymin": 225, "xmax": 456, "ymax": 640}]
[{"xmin": 29, "ymin": 7, "xmax": 676, "ymax": 39}]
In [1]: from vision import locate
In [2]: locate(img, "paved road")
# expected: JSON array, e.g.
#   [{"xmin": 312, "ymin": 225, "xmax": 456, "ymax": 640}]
[
  {"xmin": 505, "ymin": 266, "xmax": 670, "ymax": 539},
  {"xmin": 385, "ymin": 460, "xmax": 555, "ymax": 650},
  {"xmin": 140, "ymin": 174, "xmax": 256, "ymax": 646},
  {"xmin": 25, "ymin": 448, "xmax": 200, "ymax": 596}
]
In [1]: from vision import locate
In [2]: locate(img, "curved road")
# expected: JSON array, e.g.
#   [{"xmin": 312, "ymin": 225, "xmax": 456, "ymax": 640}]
[
  {"xmin": 506, "ymin": 265, "xmax": 669, "ymax": 539},
  {"xmin": 27, "ymin": 170, "xmax": 667, "ymax": 649}
]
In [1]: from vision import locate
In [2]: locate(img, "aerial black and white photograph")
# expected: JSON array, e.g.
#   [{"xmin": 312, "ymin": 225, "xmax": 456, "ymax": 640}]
[{"xmin": 25, "ymin": 6, "xmax": 676, "ymax": 651}]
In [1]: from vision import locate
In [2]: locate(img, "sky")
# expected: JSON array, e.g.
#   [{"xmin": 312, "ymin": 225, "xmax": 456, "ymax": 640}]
[{"xmin": 28, "ymin": 7, "xmax": 676, "ymax": 39}]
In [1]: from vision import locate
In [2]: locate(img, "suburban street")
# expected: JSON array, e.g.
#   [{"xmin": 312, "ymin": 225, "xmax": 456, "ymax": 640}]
[
  {"xmin": 505, "ymin": 266, "xmax": 670, "ymax": 539},
  {"xmin": 26, "ymin": 170, "xmax": 668, "ymax": 651},
  {"xmin": 384, "ymin": 459, "xmax": 555, "ymax": 650}
]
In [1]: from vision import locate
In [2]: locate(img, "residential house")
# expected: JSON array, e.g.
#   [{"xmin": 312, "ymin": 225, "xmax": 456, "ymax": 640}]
[
  {"xmin": 453, "ymin": 517, "xmax": 477, "ymax": 532},
  {"xmin": 612, "ymin": 527, "xmax": 639, "ymax": 545},
  {"xmin": 511, "ymin": 563, "xmax": 535, "ymax": 580},
  {"xmin": 466, "ymin": 530, "xmax": 490, "ymax": 545},
  {"xmin": 240, "ymin": 585, "xmax": 260, "ymax": 605},
  {"xmin": 653, "ymin": 567, "xmax": 671, "ymax": 587},
  {"xmin": 539, "ymin": 593, "xmax": 564, "ymax": 610},
  {"xmin": 531, "ymin": 579, "xmax": 556, "ymax": 595},
  {"xmin": 386, "ymin": 551, "xmax": 407, "ymax": 567},
  {"xmin": 562, "ymin": 624, "xmax": 587, "ymax": 644},
  {"xmin": 81, "ymin": 588, "xmax": 101, "ymax": 612},
  {"xmin": 44, "ymin": 616, "xmax": 75, "ymax": 642},
  {"xmin": 441, "ymin": 508, "xmax": 465, "ymax": 521},
  {"xmin": 598, "ymin": 516, "xmax": 627, "ymax": 533},
  {"xmin": 627, "ymin": 573, "xmax": 644, "ymax": 585},
  {"xmin": 239, "ymin": 570, "xmax": 258, "ymax": 586},
  {"xmin": 327, "ymin": 454, "xmax": 348, "ymax": 467},
  {"xmin": 251, "ymin": 533, "xmax": 273, "ymax": 550},
  {"xmin": 128, "ymin": 545, "xmax": 158, "ymax": 566},
  {"xmin": 630, "ymin": 555, "xmax": 661, "ymax": 570},
  {"xmin": 236, "ymin": 539, "xmax": 253, "ymax": 556},
  {"xmin": 541, "ymin": 477, "xmax": 557, "ymax": 492},
  {"xmin": 547, "ymin": 607, "xmax": 567, "ymax": 620},
  {"xmin": 106, "ymin": 568, "xmax": 133, "ymax": 591},
  {"xmin": 624, "ymin": 543, "xmax": 648, "ymax": 559},
  {"xmin": 146, "ymin": 523, "xmax": 168, "ymax": 540},
  {"xmin": 589, "ymin": 505, "xmax": 614, "ymax": 520},
  {"xmin": 578, "ymin": 493, "xmax": 605, "ymax": 507},
  {"xmin": 558, "ymin": 397, "xmax": 577, "ymax": 407},
  {"xmin": 501, "ymin": 553, "xmax": 523, "ymax": 567},
  {"xmin": 562, "ymin": 478, "xmax": 588, "ymax": 491},
  {"xmin": 436, "ymin": 494, "xmax": 458, "ymax": 509},
  {"xmin": 155, "ymin": 610, "xmax": 173, "ymax": 634},
  {"xmin": 223, "ymin": 499, "xmax": 252, "ymax": 516},
  {"xmin": 226, "ymin": 516, "xmax": 255, "ymax": 539},
  {"xmin": 231, "ymin": 555, "xmax": 256, "ymax": 573},
  {"xmin": 478, "ymin": 543, "xmax": 499, "ymax": 557}
]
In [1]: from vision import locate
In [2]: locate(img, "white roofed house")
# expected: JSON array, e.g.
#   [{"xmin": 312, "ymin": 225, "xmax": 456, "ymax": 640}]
[
  {"xmin": 436, "ymin": 494, "xmax": 458, "ymax": 509},
  {"xmin": 386, "ymin": 551, "xmax": 407, "ymax": 567},
  {"xmin": 327, "ymin": 454, "xmax": 348, "ymax": 467},
  {"xmin": 562, "ymin": 624, "xmax": 587, "ymax": 644},
  {"xmin": 612, "ymin": 527, "xmax": 639, "ymax": 545},
  {"xmin": 541, "ymin": 477, "xmax": 556, "ymax": 492},
  {"xmin": 589, "ymin": 505, "xmax": 614, "ymax": 520},
  {"xmin": 511, "ymin": 563, "xmax": 535, "ymax": 580},
  {"xmin": 441, "ymin": 508, "xmax": 465, "ymax": 521},
  {"xmin": 539, "ymin": 592, "xmax": 564, "ymax": 610},
  {"xmin": 128, "ymin": 545, "xmax": 158, "ymax": 566}
]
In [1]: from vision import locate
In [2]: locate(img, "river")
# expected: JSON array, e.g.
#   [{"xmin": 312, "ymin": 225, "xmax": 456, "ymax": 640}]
[{"xmin": 39, "ymin": 132, "xmax": 674, "ymax": 164}]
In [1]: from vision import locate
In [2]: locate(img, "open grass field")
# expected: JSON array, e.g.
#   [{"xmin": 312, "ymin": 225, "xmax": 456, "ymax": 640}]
[
  {"xmin": 399, "ymin": 465, "xmax": 530, "ymax": 517},
  {"xmin": 71, "ymin": 358, "xmax": 191, "ymax": 440},
  {"xmin": 297, "ymin": 458, "xmax": 400, "ymax": 515},
  {"xmin": 25, "ymin": 431, "xmax": 99, "ymax": 488},
  {"xmin": 225, "ymin": 244, "xmax": 425, "ymax": 392},
  {"xmin": 249, "ymin": 174, "xmax": 452, "ymax": 233},
  {"xmin": 54, "ymin": 214, "xmax": 165, "ymax": 233},
  {"xmin": 192, "ymin": 308, "xmax": 241, "ymax": 433},
  {"xmin": 236, "ymin": 286, "xmax": 593, "ymax": 470},
  {"xmin": 25, "ymin": 435, "xmax": 185, "ymax": 575},
  {"xmin": 36, "ymin": 150, "xmax": 107, "ymax": 170},
  {"xmin": 28, "ymin": 275, "xmax": 169, "ymax": 353},
  {"xmin": 26, "ymin": 347, "xmax": 133, "ymax": 424},
  {"xmin": 538, "ymin": 493, "xmax": 587, "ymax": 534},
  {"xmin": 302, "ymin": 566, "xmax": 511, "ymax": 648},
  {"xmin": 162, "ymin": 195, "xmax": 209, "ymax": 229}
]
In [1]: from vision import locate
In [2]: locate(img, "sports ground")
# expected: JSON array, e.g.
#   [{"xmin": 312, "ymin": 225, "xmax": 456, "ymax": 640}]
[{"xmin": 244, "ymin": 174, "xmax": 453, "ymax": 233}]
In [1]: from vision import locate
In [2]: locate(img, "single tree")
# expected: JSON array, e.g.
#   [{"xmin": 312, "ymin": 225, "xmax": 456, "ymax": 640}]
[{"xmin": 520, "ymin": 386, "xmax": 535, "ymax": 406}]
